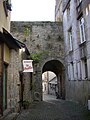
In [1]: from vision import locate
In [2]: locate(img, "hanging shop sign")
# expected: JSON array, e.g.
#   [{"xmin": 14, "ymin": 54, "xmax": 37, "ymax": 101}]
[{"xmin": 23, "ymin": 60, "xmax": 33, "ymax": 72}]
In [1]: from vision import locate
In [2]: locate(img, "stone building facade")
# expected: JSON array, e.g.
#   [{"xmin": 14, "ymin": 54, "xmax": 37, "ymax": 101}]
[
  {"xmin": 55, "ymin": 0, "xmax": 62, "ymax": 22},
  {"xmin": 11, "ymin": 21, "xmax": 65, "ymax": 101},
  {"xmin": 62, "ymin": 0, "xmax": 90, "ymax": 106},
  {"xmin": 0, "ymin": 0, "xmax": 31, "ymax": 116},
  {"xmin": 0, "ymin": 0, "xmax": 12, "ymax": 115}
]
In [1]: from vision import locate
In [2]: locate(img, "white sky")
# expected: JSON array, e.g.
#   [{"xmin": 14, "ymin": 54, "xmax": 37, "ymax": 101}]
[{"xmin": 11, "ymin": 0, "xmax": 55, "ymax": 21}]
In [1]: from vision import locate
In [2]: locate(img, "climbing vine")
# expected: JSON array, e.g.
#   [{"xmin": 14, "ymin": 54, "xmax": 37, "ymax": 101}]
[
  {"xmin": 31, "ymin": 53, "xmax": 41, "ymax": 63},
  {"xmin": 31, "ymin": 50, "xmax": 49, "ymax": 63}
]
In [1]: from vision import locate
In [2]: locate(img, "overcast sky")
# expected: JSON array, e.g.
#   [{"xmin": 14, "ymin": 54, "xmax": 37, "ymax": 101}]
[{"xmin": 11, "ymin": 0, "xmax": 55, "ymax": 21}]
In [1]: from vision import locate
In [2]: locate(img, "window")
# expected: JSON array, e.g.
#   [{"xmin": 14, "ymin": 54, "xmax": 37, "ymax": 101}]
[
  {"xmin": 77, "ymin": 62, "xmax": 81, "ymax": 80},
  {"xmin": 68, "ymin": 62, "xmax": 74, "ymax": 80},
  {"xmin": 67, "ymin": 4, "xmax": 70, "ymax": 16},
  {"xmin": 74, "ymin": 62, "xmax": 77, "ymax": 80},
  {"xmin": 3, "ymin": 64, "xmax": 8, "ymax": 110},
  {"xmin": 89, "ymin": 4, "xmax": 90, "ymax": 11},
  {"xmin": 67, "ymin": 3, "xmax": 70, "ymax": 21},
  {"xmin": 79, "ymin": 17, "xmax": 86, "ymax": 43},
  {"xmin": 81, "ymin": 58, "xmax": 88, "ymax": 80},
  {"xmin": 70, "ymin": 62, "xmax": 74, "ymax": 80},
  {"xmin": 86, "ymin": 7, "xmax": 89, "ymax": 16},
  {"xmin": 3, "ymin": 0, "xmax": 12, "ymax": 17},
  {"xmin": 68, "ymin": 65, "xmax": 70, "ymax": 80},
  {"xmin": 44, "ymin": 84, "xmax": 46, "ymax": 91},
  {"xmin": 77, "ymin": 0, "xmax": 82, "ymax": 5},
  {"xmin": 68, "ymin": 28, "xmax": 73, "ymax": 51},
  {"xmin": 85, "ymin": 4, "xmax": 90, "ymax": 16}
]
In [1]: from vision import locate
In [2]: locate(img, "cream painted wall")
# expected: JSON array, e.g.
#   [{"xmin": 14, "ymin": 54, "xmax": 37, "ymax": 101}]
[
  {"xmin": 0, "ymin": 0, "xmax": 11, "ymax": 32},
  {"xmin": 4, "ymin": 44, "xmax": 10, "ymax": 63}
]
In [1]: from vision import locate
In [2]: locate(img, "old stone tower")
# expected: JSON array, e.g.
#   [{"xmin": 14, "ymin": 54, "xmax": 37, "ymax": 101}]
[{"xmin": 11, "ymin": 21, "xmax": 65, "ymax": 101}]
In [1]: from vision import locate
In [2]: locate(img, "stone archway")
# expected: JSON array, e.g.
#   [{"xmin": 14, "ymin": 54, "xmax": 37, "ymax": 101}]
[{"xmin": 42, "ymin": 60, "xmax": 65, "ymax": 100}]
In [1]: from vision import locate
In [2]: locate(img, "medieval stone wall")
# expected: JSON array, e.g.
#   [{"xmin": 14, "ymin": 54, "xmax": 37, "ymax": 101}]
[{"xmin": 11, "ymin": 21, "xmax": 64, "ymax": 101}]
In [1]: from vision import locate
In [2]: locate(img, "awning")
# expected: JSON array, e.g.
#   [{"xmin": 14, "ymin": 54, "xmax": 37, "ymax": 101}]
[
  {"xmin": 3, "ymin": 28, "xmax": 21, "ymax": 49},
  {"xmin": 0, "ymin": 28, "xmax": 30, "ymax": 55}
]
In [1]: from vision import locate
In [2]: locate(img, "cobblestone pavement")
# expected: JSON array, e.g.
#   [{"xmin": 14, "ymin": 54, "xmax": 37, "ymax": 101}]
[{"xmin": 16, "ymin": 94, "xmax": 90, "ymax": 120}]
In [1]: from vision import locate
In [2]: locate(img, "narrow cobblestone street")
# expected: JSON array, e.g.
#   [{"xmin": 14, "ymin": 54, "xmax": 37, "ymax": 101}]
[{"xmin": 16, "ymin": 94, "xmax": 90, "ymax": 120}]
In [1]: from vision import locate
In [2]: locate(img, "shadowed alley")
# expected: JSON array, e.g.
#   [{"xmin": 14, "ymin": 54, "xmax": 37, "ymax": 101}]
[{"xmin": 15, "ymin": 94, "xmax": 90, "ymax": 120}]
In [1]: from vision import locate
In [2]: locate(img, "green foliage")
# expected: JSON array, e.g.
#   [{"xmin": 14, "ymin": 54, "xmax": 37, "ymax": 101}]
[
  {"xmin": 31, "ymin": 53, "xmax": 41, "ymax": 63},
  {"xmin": 23, "ymin": 100, "xmax": 30, "ymax": 105},
  {"xmin": 24, "ymin": 27, "xmax": 29, "ymax": 37},
  {"xmin": 18, "ymin": 100, "xmax": 30, "ymax": 109},
  {"xmin": 31, "ymin": 51, "xmax": 49, "ymax": 63}
]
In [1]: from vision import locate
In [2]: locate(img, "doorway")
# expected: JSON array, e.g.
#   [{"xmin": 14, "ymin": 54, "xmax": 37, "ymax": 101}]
[
  {"xmin": 3, "ymin": 63, "xmax": 8, "ymax": 111},
  {"xmin": 42, "ymin": 71, "xmax": 57, "ymax": 101},
  {"xmin": 42, "ymin": 60, "xmax": 65, "ymax": 100}
]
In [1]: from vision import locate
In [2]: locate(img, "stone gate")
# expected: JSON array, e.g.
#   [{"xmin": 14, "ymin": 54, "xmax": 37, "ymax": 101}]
[{"xmin": 11, "ymin": 21, "xmax": 65, "ymax": 101}]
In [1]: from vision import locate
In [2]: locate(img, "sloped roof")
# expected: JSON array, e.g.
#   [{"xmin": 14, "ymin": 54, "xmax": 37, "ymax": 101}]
[
  {"xmin": 3, "ymin": 28, "xmax": 21, "ymax": 49},
  {"xmin": 15, "ymin": 40, "xmax": 30, "ymax": 55},
  {"xmin": 0, "ymin": 29, "xmax": 30, "ymax": 55}
]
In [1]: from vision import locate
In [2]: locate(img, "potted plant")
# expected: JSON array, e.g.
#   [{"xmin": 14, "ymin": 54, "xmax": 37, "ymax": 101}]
[
  {"xmin": 18, "ymin": 100, "xmax": 30, "ymax": 109},
  {"xmin": 23, "ymin": 100, "xmax": 30, "ymax": 109}
]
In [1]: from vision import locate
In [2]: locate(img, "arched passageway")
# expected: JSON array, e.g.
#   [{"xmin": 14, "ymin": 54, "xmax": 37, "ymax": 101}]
[
  {"xmin": 42, "ymin": 71, "xmax": 57, "ymax": 96},
  {"xmin": 42, "ymin": 60, "xmax": 65, "ymax": 100}
]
